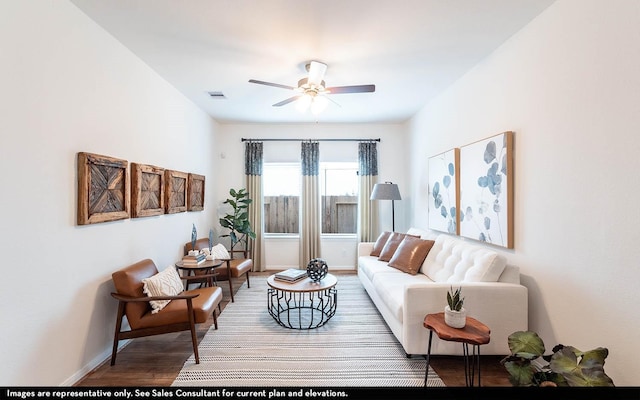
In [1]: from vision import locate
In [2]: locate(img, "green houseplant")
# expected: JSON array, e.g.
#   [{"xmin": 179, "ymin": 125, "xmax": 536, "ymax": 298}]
[
  {"xmin": 500, "ymin": 330, "xmax": 614, "ymax": 387},
  {"xmin": 444, "ymin": 286, "xmax": 466, "ymax": 328},
  {"xmin": 219, "ymin": 188, "xmax": 256, "ymax": 252}
]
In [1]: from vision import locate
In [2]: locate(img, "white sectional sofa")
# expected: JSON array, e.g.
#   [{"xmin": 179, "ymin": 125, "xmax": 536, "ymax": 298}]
[{"xmin": 357, "ymin": 227, "xmax": 528, "ymax": 356}]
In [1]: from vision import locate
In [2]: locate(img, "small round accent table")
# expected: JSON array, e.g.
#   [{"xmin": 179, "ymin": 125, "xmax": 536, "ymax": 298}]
[
  {"xmin": 423, "ymin": 312, "xmax": 491, "ymax": 387},
  {"xmin": 267, "ymin": 273, "xmax": 337, "ymax": 330}
]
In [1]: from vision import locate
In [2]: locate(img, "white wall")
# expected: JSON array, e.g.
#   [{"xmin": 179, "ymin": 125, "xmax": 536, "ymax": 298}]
[
  {"xmin": 408, "ymin": 0, "xmax": 640, "ymax": 386},
  {"xmin": 0, "ymin": 2, "xmax": 219, "ymax": 385},
  {"xmin": 214, "ymin": 123, "xmax": 408, "ymax": 269}
]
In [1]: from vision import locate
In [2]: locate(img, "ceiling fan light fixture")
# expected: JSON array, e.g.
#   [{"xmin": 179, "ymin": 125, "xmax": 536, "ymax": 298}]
[
  {"xmin": 310, "ymin": 95, "xmax": 328, "ymax": 115},
  {"xmin": 295, "ymin": 94, "xmax": 313, "ymax": 112}
]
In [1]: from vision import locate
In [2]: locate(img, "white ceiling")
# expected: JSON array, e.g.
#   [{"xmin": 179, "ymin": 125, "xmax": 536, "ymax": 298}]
[{"xmin": 71, "ymin": 0, "xmax": 555, "ymax": 124}]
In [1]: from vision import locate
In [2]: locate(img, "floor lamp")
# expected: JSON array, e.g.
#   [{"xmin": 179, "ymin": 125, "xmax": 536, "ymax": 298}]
[{"xmin": 370, "ymin": 181, "xmax": 402, "ymax": 231}]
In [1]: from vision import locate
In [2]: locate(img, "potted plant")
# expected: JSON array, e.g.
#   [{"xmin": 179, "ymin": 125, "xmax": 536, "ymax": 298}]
[
  {"xmin": 219, "ymin": 188, "xmax": 256, "ymax": 252},
  {"xmin": 444, "ymin": 286, "xmax": 466, "ymax": 328},
  {"xmin": 500, "ymin": 330, "xmax": 615, "ymax": 387}
]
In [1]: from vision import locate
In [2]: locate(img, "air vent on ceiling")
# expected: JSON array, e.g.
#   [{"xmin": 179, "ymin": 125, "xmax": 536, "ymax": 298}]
[{"xmin": 207, "ymin": 91, "xmax": 226, "ymax": 99}]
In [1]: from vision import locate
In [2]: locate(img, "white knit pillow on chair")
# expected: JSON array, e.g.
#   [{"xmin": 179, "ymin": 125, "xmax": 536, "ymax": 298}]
[
  {"xmin": 142, "ymin": 266, "xmax": 184, "ymax": 314},
  {"xmin": 210, "ymin": 243, "xmax": 231, "ymax": 260}
]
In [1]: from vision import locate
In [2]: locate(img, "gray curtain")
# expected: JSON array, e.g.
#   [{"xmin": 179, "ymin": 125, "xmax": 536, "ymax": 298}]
[
  {"xmin": 245, "ymin": 141, "xmax": 265, "ymax": 271},
  {"xmin": 299, "ymin": 141, "xmax": 321, "ymax": 267},
  {"xmin": 358, "ymin": 141, "xmax": 379, "ymax": 242}
]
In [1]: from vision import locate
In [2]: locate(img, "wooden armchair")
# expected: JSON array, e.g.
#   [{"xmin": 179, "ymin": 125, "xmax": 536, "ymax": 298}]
[
  {"xmin": 110, "ymin": 259, "xmax": 222, "ymax": 365},
  {"xmin": 185, "ymin": 238, "xmax": 252, "ymax": 302}
]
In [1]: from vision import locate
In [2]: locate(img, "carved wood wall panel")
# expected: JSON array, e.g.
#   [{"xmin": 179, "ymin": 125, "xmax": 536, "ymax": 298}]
[
  {"xmin": 77, "ymin": 152, "xmax": 130, "ymax": 225},
  {"xmin": 131, "ymin": 163, "xmax": 165, "ymax": 218}
]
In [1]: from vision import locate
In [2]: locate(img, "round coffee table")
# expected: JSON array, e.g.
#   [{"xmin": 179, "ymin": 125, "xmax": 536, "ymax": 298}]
[{"xmin": 266, "ymin": 273, "xmax": 337, "ymax": 329}]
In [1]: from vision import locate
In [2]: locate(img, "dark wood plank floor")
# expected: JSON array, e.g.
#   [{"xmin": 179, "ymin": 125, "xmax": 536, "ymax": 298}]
[{"xmin": 75, "ymin": 271, "xmax": 511, "ymax": 387}]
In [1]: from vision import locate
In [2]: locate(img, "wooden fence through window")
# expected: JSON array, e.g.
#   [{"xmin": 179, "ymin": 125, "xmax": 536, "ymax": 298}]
[{"xmin": 264, "ymin": 195, "xmax": 357, "ymax": 234}]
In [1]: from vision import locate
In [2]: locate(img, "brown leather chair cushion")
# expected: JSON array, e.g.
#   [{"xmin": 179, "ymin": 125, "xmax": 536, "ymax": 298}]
[
  {"xmin": 112, "ymin": 259, "xmax": 158, "ymax": 329},
  {"xmin": 217, "ymin": 258, "xmax": 253, "ymax": 280},
  {"xmin": 135, "ymin": 286, "xmax": 222, "ymax": 328}
]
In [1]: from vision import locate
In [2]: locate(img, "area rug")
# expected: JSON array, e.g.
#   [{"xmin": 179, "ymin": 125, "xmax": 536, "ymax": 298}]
[{"xmin": 172, "ymin": 274, "xmax": 445, "ymax": 387}]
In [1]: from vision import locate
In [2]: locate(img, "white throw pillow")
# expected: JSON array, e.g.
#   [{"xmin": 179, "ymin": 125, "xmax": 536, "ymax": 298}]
[
  {"xmin": 210, "ymin": 243, "xmax": 231, "ymax": 260},
  {"xmin": 142, "ymin": 266, "xmax": 184, "ymax": 314}
]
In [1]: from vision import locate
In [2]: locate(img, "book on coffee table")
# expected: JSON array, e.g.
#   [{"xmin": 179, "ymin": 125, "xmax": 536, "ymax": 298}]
[{"xmin": 274, "ymin": 268, "xmax": 308, "ymax": 283}]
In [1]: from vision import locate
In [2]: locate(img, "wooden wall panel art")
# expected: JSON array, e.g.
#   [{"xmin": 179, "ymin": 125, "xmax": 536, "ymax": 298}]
[
  {"xmin": 165, "ymin": 170, "xmax": 188, "ymax": 214},
  {"xmin": 131, "ymin": 163, "xmax": 165, "ymax": 218},
  {"xmin": 187, "ymin": 173, "xmax": 205, "ymax": 211},
  {"xmin": 77, "ymin": 152, "xmax": 130, "ymax": 225}
]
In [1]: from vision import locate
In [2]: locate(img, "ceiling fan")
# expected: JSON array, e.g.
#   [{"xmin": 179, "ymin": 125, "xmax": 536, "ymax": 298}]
[{"xmin": 249, "ymin": 61, "xmax": 375, "ymax": 113}]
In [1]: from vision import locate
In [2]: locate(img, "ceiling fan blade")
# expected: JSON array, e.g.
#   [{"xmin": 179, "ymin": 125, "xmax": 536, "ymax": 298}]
[
  {"xmin": 249, "ymin": 79, "xmax": 295, "ymax": 91},
  {"xmin": 273, "ymin": 95, "xmax": 301, "ymax": 107},
  {"xmin": 326, "ymin": 84, "xmax": 376, "ymax": 94},
  {"xmin": 307, "ymin": 61, "xmax": 327, "ymax": 86}
]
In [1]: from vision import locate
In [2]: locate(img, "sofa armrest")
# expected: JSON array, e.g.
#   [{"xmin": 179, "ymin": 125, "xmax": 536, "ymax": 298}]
[
  {"xmin": 402, "ymin": 282, "xmax": 528, "ymax": 354},
  {"xmin": 357, "ymin": 242, "xmax": 374, "ymax": 257}
]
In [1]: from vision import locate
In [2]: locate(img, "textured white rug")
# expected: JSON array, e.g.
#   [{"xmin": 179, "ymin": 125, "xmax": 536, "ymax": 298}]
[{"xmin": 172, "ymin": 274, "xmax": 444, "ymax": 387}]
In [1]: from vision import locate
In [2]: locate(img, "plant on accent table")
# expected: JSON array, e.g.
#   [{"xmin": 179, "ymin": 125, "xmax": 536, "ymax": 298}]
[
  {"xmin": 446, "ymin": 286, "xmax": 464, "ymax": 311},
  {"xmin": 219, "ymin": 188, "xmax": 256, "ymax": 252},
  {"xmin": 500, "ymin": 330, "xmax": 614, "ymax": 387},
  {"xmin": 444, "ymin": 286, "xmax": 466, "ymax": 328}
]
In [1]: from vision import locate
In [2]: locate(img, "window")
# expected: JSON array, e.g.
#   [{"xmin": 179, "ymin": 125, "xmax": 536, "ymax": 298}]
[
  {"xmin": 263, "ymin": 162, "xmax": 358, "ymax": 235},
  {"xmin": 263, "ymin": 163, "xmax": 300, "ymax": 234},
  {"xmin": 320, "ymin": 162, "xmax": 358, "ymax": 234}
]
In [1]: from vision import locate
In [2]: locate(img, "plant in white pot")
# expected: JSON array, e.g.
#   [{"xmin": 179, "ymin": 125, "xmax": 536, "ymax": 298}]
[{"xmin": 445, "ymin": 286, "xmax": 467, "ymax": 328}]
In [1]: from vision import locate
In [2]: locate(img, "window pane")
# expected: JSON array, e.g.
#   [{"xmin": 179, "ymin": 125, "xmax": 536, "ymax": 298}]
[
  {"xmin": 263, "ymin": 164, "xmax": 299, "ymax": 233},
  {"xmin": 321, "ymin": 163, "xmax": 358, "ymax": 234}
]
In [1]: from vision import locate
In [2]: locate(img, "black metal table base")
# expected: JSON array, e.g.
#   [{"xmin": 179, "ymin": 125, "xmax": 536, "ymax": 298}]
[
  {"xmin": 267, "ymin": 287, "xmax": 337, "ymax": 329},
  {"xmin": 423, "ymin": 331, "xmax": 482, "ymax": 387}
]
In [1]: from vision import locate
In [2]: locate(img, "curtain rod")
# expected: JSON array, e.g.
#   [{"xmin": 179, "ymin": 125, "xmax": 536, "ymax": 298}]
[{"xmin": 241, "ymin": 138, "xmax": 380, "ymax": 142}]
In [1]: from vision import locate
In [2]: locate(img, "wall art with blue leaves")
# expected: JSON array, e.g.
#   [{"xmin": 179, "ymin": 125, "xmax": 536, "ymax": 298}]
[
  {"xmin": 428, "ymin": 148, "xmax": 460, "ymax": 234},
  {"xmin": 459, "ymin": 131, "xmax": 514, "ymax": 248}
]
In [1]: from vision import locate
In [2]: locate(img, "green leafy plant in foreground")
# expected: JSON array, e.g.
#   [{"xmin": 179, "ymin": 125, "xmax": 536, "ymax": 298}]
[
  {"xmin": 500, "ymin": 330, "xmax": 614, "ymax": 387},
  {"xmin": 219, "ymin": 188, "xmax": 256, "ymax": 252}
]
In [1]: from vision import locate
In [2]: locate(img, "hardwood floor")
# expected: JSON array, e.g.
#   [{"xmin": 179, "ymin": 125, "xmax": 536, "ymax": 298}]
[{"xmin": 75, "ymin": 271, "xmax": 511, "ymax": 387}]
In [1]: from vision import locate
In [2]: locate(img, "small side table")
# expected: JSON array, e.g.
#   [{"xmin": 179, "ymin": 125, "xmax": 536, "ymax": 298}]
[
  {"xmin": 423, "ymin": 312, "xmax": 491, "ymax": 387},
  {"xmin": 175, "ymin": 259, "xmax": 224, "ymax": 290}
]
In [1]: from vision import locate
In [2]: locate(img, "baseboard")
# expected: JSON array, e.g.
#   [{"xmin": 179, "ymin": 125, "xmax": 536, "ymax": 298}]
[{"xmin": 62, "ymin": 339, "xmax": 131, "ymax": 386}]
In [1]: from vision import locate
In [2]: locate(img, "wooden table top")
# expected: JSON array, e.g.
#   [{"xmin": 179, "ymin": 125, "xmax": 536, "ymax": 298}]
[
  {"xmin": 267, "ymin": 273, "xmax": 337, "ymax": 293},
  {"xmin": 423, "ymin": 312, "xmax": 491, "ymax": 345},
  {"xmin": 175, "ymin": 259, "xmax": 224, "ymax": 270}
]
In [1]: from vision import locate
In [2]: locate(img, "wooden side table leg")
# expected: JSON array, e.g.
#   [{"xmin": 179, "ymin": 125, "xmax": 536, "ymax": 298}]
[{"xmin": 424, "ymin": 330, "xmax": 433, "ymax": 387}]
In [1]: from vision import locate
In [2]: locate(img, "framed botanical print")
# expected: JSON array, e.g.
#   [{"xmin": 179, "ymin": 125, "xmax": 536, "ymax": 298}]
[
  {"xmin": 459, "ymin": 131, "xmax": 514, "ymax": 248},
  {"xmin": 428, "ymin": 148, "xmax": 459, "ymax": 235}
]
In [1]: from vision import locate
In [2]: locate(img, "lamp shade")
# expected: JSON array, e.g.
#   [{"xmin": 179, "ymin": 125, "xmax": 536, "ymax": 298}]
[{"xmin": 370, "ymin": 182, "xmax": 401, "ymax": 201}]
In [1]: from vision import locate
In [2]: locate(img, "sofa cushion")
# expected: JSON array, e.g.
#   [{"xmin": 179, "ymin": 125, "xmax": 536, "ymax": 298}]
[
  {"xmin": 371, "ymin": 271, "xmax": 434, "ymax": 322},
  {"xmin": 421, "ymin": 235, "xmax": 507, "ymax": 283},
  {"xmin": 370, "ymin": 231, "xmax": 392, "ymax": 257},
  {"xmin": 142, "ymin": 266, "xmax": 184, "ymax": 314},
  {"xmin": 388, "ymin": 236, "xmax": 436, "ymax": 275},
  {"xmin": 378, "ymin": 232, "xmax": 413, "ymax": 262},
  {"xmin": 358, "ymin": 256, "xmax": 405, "ymax": 282}
]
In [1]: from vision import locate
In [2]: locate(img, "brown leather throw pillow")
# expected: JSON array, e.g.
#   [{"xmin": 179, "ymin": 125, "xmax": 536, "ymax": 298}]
[
  {"xmin": 378, "ymin": 232, "xmax": 409, "ymax": 262},
  {"xmin": 370, "ymin": 231, "xmax": 392, "ymax": 257},
  {"xmin": 388, "ymin": 236, "xmax": 436, "ymax": 275}
]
